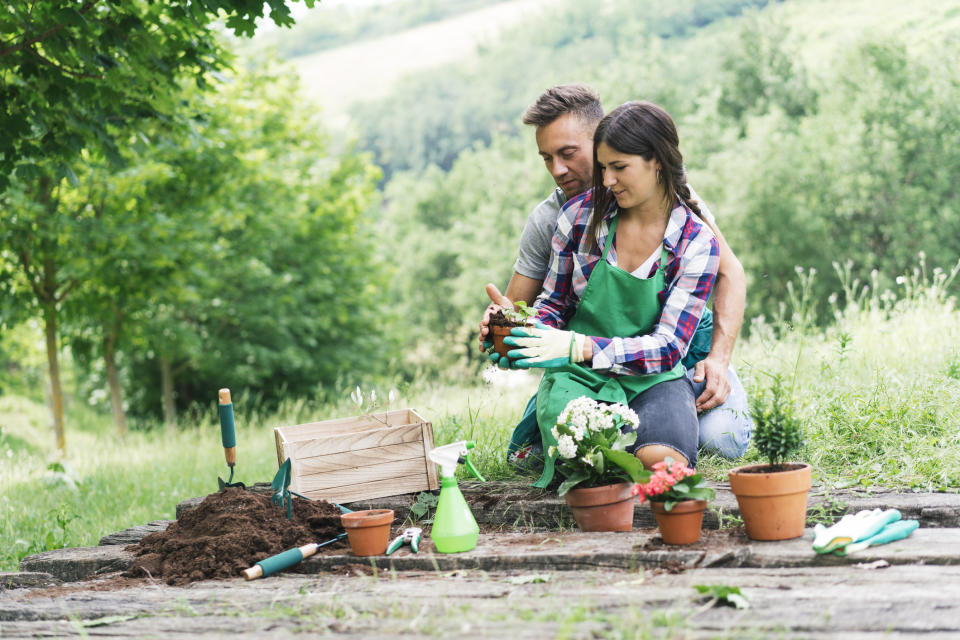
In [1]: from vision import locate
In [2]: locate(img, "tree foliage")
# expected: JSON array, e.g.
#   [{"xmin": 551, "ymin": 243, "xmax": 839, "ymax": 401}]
[{"xmin": 0, "ymin": 0, "xmax": 316, "ymax": 192}]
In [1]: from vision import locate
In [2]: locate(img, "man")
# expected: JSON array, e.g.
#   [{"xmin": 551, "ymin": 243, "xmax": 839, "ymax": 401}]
[{"xmin": 480, "ymin": 84, "xmax": 752, "ymax": 459}]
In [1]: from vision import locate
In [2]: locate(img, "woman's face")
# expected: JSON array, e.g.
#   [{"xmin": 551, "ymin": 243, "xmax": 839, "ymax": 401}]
[{"xmin": 596, "ymin": 142, "xmax": 661, "ymax": 212}]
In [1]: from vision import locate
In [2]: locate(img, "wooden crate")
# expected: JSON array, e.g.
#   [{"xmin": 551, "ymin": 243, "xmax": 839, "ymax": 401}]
[{"xmin": 273, "ymin": 408, "xmax": 440, "ymax": 504}]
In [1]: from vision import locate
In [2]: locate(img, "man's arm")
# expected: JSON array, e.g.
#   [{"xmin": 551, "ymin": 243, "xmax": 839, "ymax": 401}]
[
  {"xmin": 505, "ymin": 272, "xmax": 543, "ymax": 307},
  {"xmin": 694, "ymin": 226, "xmax": 746, "ymax": 412}
]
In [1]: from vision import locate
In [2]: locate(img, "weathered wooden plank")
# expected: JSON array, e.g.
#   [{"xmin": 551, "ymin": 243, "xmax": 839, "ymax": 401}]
[
  {"xmin": 286, "ymin": 423, "xmax": 424, "ymax": 460},
  {"xmin": 292, "ymin": 442, "xmax": 427, "ymax": 474},
  {"xmin": 296, "ymin": 473, "xmax": 432, "ymax": 504},
  {"xmin": 275, "ymin": 409, "xmax": 419, "ymax": 441},
  {"xmin": 421, "ymin": 421, "xmax": 440, "ymax": 490},
  {"xmin": 294, "ymin": 456, "xmax": 428, "ymax": 488}
]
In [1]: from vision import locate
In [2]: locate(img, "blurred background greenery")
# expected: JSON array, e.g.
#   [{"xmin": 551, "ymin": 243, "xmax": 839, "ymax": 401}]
[{"xmin": 2, "ymin": 0, "xmax": 960, "ymax": 567}]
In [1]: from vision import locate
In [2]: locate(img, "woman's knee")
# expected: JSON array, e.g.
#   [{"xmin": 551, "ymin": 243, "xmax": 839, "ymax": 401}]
[{"xmin": 634, "ymin": 444, "xmax": 688, "ymax": 469}]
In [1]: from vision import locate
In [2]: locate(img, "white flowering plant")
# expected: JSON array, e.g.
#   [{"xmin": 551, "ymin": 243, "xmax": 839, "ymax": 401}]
[{"xmin": 548, "ymin": 396, "xmax": 651, "ymax": 496}]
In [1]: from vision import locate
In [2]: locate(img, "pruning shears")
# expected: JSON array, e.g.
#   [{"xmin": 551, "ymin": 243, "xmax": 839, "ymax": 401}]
[{"xmin": 385, "ymin": 527, "xmax": 422, "ymax": 555}]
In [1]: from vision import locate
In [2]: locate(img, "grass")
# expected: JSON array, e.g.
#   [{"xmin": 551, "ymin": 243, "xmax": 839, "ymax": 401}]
[{"xmin": 2, "ymin": 259, "xmax": 959, "ymax": 571}]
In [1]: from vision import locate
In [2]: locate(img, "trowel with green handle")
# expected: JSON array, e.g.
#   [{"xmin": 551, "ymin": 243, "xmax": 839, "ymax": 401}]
[{"xmin": 217, "ymin": 388, "xmax": 246, "ymax": 489}]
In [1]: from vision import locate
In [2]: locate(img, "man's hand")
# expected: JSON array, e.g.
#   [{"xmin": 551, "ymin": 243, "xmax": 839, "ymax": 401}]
[
  {"xmin": 693, "ymin": 356, "xmax": 731, "ymax": 412},
  {"xmin": 505, "ymin": 324, "xmax": 585, "ymax": 369},
  {"xmin": 478, "ymin": 283, "xmax": 513, "ymax": 353}
]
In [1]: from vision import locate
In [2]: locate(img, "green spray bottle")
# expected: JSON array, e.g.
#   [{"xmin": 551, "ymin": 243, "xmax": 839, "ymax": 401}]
[{"xmin": 428, "ymin": 441, "xmax": 486, "ymax": 553}]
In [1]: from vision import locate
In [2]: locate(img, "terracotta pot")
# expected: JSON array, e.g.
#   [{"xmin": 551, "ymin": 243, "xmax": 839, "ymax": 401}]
[
  {"xmin": 650, "ymin": 499, "xmax": 707, "ymax": 545},
  {"xmin": 728, "ymin": 463, "xmax": 812, "ymax": 541},
  {"xmin": 563, "ymin": 482, "xmax": 635, "ymax": 532},
  {"xmin": 489, "ymin": 324, "xmax": 517, "ymax": 359},
  {"xmin": 340, "ymin": 509, "xmax": 394, "ymax": 556}
]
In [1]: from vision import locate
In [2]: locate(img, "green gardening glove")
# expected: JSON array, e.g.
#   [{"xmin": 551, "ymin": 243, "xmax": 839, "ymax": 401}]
[
  {"xmin": 484, "ymin": 340, "xmax": 519, "ymax": 369},
  {"xmin": 505, "ymin": 324, "xmax": 586, "ymax": 369}
]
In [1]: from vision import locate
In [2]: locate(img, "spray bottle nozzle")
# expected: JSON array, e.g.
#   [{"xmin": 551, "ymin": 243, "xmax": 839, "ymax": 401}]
[{"xmin": 429, "ymin": 441, "xmax": 486, "ymax": 482}]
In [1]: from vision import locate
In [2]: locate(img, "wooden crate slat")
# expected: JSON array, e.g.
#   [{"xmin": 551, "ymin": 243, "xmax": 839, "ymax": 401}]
[
  {"xmin": 275, "ymin": 409, "xmax": 417, "ymax": 441},
  {"xmin": 420, "ymin": 421, "xmax": 440, "ymax": 490},
  {"xmin": 293, "ymin": 442, "xmax": 426, "ymax": 474},
  {"xmin": 295, "ymin": 457, "xmax": 428, "ymax": 493},
  {"xmin": 296, "ymin": 473, "xmax": 430, "ymax": 504},
  {"xmin": 286, "ymin": 423, "xmax": 423, "ymax": 459}
]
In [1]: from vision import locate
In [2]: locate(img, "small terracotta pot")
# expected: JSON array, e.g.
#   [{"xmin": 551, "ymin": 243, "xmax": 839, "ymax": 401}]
[
  {"xmin": 650, "ymin": 499, "xmax": 706, "ymax": 545},
  {"xmin": 563, "ymin": 483, "xmax": 635, "ymax": 532},
  {"xmin": 340, "ymin": 509, "xmax": 394, "ymax": 556},
  {"xmin": 728, "ymin": 463, "xmax": 812, "ymax": 541},
  {"xmin": 489, "ymin": 324, "xmax": 517, "ymax": 359}
]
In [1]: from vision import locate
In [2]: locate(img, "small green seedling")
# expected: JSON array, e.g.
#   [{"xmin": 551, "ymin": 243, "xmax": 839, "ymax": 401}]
[
  {"xmin": 409, "ymin": 491, "xmax": 439, "ymax": 523},
  {"xmin": 502, "ymin": 300, "xmax": 538, "ymax": 325},
  {"xmin": 694, "ymin": 584, "xmax": 749, "ymax": 609},
  {"xmin": 750, "ymin": 373, "xmax": 804, "ymax": 470}
]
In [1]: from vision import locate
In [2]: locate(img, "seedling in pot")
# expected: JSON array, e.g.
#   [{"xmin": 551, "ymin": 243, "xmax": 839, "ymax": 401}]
[
  {"xmin": 750, "ymin": 373, "xmax": 804, "ymax": 471},
  {"xmin": 489, "ymin": 301, "xmax": 538, "ymax": 360}
]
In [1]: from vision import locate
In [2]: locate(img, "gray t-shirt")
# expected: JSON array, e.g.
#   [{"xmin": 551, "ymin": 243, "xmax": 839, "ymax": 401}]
[{"xmin": 513, "ymin": 185, "xmax": 716, "ymax": 281}]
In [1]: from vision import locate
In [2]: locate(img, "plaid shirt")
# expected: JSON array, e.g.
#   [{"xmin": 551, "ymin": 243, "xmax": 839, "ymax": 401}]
[{"xmin": 534, "ymin": 189, "xmax": 719, "ymax": 376}]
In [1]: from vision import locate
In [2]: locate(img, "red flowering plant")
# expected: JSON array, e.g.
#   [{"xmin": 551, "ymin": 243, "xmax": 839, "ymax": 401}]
[{"xmin": 632, "ymin": 457, "xmax": 715, "ymax": 511}]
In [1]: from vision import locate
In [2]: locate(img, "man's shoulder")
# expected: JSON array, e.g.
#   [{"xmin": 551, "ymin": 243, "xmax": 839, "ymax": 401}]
[{"xmin": 528, "ymin": 188, "xmax": 564, "ymax": 221}]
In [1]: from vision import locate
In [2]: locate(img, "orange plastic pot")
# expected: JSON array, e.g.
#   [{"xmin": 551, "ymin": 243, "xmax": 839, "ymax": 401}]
[
  {"xmin": 563, "ymin": 483, "xmax": 635, "ymax": 532},
  {"xmin": 650, "ymin": 499, "xmax": 706, "ymax": 545},
  {"xmin": 340, "ymin": 509, "xmax": 395, "ymax": 556},
  {"xmin": 728, "ymin": 463, "xmax": 812, "ymax": 541}
]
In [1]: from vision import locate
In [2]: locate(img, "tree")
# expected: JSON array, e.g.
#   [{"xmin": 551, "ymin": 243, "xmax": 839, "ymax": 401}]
[{"xmin": 0, "ymin": 0, "xmax": 316, "ymax": 453}]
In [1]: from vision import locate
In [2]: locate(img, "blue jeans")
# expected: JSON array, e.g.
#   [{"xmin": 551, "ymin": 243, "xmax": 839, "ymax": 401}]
[{"xmin": 686, "ymin": 366, "xmax": 753, "ymax": 459}]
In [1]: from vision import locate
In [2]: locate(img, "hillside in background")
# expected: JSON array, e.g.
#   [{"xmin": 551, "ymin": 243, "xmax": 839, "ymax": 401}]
[{"xmin": 278, "ymin": 0, "xmax": 958, "ymax": 374}]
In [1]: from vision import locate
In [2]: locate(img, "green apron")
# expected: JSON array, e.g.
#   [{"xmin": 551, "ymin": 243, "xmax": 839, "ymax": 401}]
[{"xmin": 524, "ymin": 216, "xmax": 685, "ymax": 488}]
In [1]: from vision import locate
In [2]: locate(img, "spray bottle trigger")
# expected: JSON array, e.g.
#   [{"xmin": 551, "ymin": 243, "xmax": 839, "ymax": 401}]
[{"xmin": 462, "ymin": 453, "xmax": 485, "ymax": 482}]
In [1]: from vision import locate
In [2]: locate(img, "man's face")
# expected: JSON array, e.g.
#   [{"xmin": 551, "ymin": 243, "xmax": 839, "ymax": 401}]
[{"xmin": 535, "ymin": 113, "xmax": 595, "ymax": 199}]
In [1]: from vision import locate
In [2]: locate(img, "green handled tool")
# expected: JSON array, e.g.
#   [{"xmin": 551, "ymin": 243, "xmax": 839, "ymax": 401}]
[
  {"xmin": 386, "ymin": 527, "xmax": 422, "ymax": 555},
  {"xmin": 242, "ymin": 534, "xmax": 347, "ymax": 580},
  {"xmin": 242, "ymin": 501, "xmax": 354, "ymax": 580},
  {"xmin": 217, "ymin": 388, "xmax": 246, "ymax": 489}
]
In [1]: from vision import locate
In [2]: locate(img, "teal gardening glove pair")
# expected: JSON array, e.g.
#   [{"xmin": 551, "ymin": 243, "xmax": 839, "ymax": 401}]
[
  {"xmin": 812, "ymin": 508, "xmax": 919, "ymax": 556},
  {"xmin": 487, "ymin": 323, "xmax": 586, "ymax": 369}
]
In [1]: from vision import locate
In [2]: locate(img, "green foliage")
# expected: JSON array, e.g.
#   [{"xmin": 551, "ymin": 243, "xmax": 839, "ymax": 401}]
[
  {"xmin": 717, "ymin": 13, "xmax": 818, "ymax": 126},
  {"xmin": 714, "ymin": 35, "xmax": 960, "ymax": 320},
  {"xmin": 502, "ymin": 301, "xmax": 538, "ymax": 325},
  {"xmin": 378, "ymin": 135, "xmax": 553, "ymax": 376},
  {"xmin": 0, "ymin": 0, "xmax": 314, "ymax": 193},
  {"xmin": 408, "ymin": 491, "xmax": 439, "ymax": 523},
  {"xmin": 749, "ymin": 373, "xmax": 804, "ymax": 468},
  {"xmin": 694, "ymin": 584, "xmax": 750, "ymax": 609}
]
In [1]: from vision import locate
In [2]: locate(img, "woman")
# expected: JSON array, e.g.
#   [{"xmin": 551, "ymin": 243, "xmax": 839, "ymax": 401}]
[{"xmin": 503, "ymin": 101, "xmax": 719, "ymax": 488}]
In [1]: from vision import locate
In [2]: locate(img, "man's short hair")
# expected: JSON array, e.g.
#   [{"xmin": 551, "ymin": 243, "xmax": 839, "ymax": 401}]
[{"xmin": 522, "ymin": 84, "xmax": 604, "ymax": 129}]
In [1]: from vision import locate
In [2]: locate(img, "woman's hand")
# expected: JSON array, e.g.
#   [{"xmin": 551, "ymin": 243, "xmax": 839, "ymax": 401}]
[{"xmin": 505, "ymin": 324, "xmax": 589, "ymax": 369}]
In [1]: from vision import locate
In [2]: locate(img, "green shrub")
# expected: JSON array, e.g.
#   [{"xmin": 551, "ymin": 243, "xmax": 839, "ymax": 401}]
[{"xmin": 750, "ymin": 374, "xmax": 804, "ymax": 469}]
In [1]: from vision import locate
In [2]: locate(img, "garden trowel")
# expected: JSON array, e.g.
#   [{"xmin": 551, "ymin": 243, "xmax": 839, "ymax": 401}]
[{"xmin": 217, "ymin": 388, "xmax": 246, "ymax": 490}]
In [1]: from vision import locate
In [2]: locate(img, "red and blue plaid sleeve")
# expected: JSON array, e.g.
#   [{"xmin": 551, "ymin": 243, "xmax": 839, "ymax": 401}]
[{"xmin": 534, "ymin": 192, "xmax": 597, "ymax": 328}]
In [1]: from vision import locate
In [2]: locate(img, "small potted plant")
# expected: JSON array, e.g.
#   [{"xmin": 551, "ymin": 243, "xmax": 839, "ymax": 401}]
[
  {"xmin": 728, "ymin": 373, "xmax": 810, "ymax": 540},
  {"xmin": 633, "ymin": 458, "xmax": 715, "ymax": 544},
  {"xmin": 488, "ymin": 301, "xmax": 538, "ymax": 359},
  {"xmin": 549, "ymin": 396, "xmax": 650, "ymax": 532}
]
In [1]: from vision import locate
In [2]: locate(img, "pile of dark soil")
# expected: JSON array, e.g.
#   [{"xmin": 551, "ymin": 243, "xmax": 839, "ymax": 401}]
[
  {"xmin": 125, "ymin": 487, "xmax": 344, "ymax": 585},
  {"xmin": 488, "ymin": 310, "xmax": 521, "ymax": 328}
]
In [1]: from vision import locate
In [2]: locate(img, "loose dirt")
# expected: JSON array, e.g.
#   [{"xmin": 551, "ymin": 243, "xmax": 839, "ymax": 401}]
[
  {"xmin": 488, "ymin": 310, "xmax": 521, "ymax": 328},
  {"xmin": 124, "ymin": 487, "xmax": 345, "ymax": 585}
]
